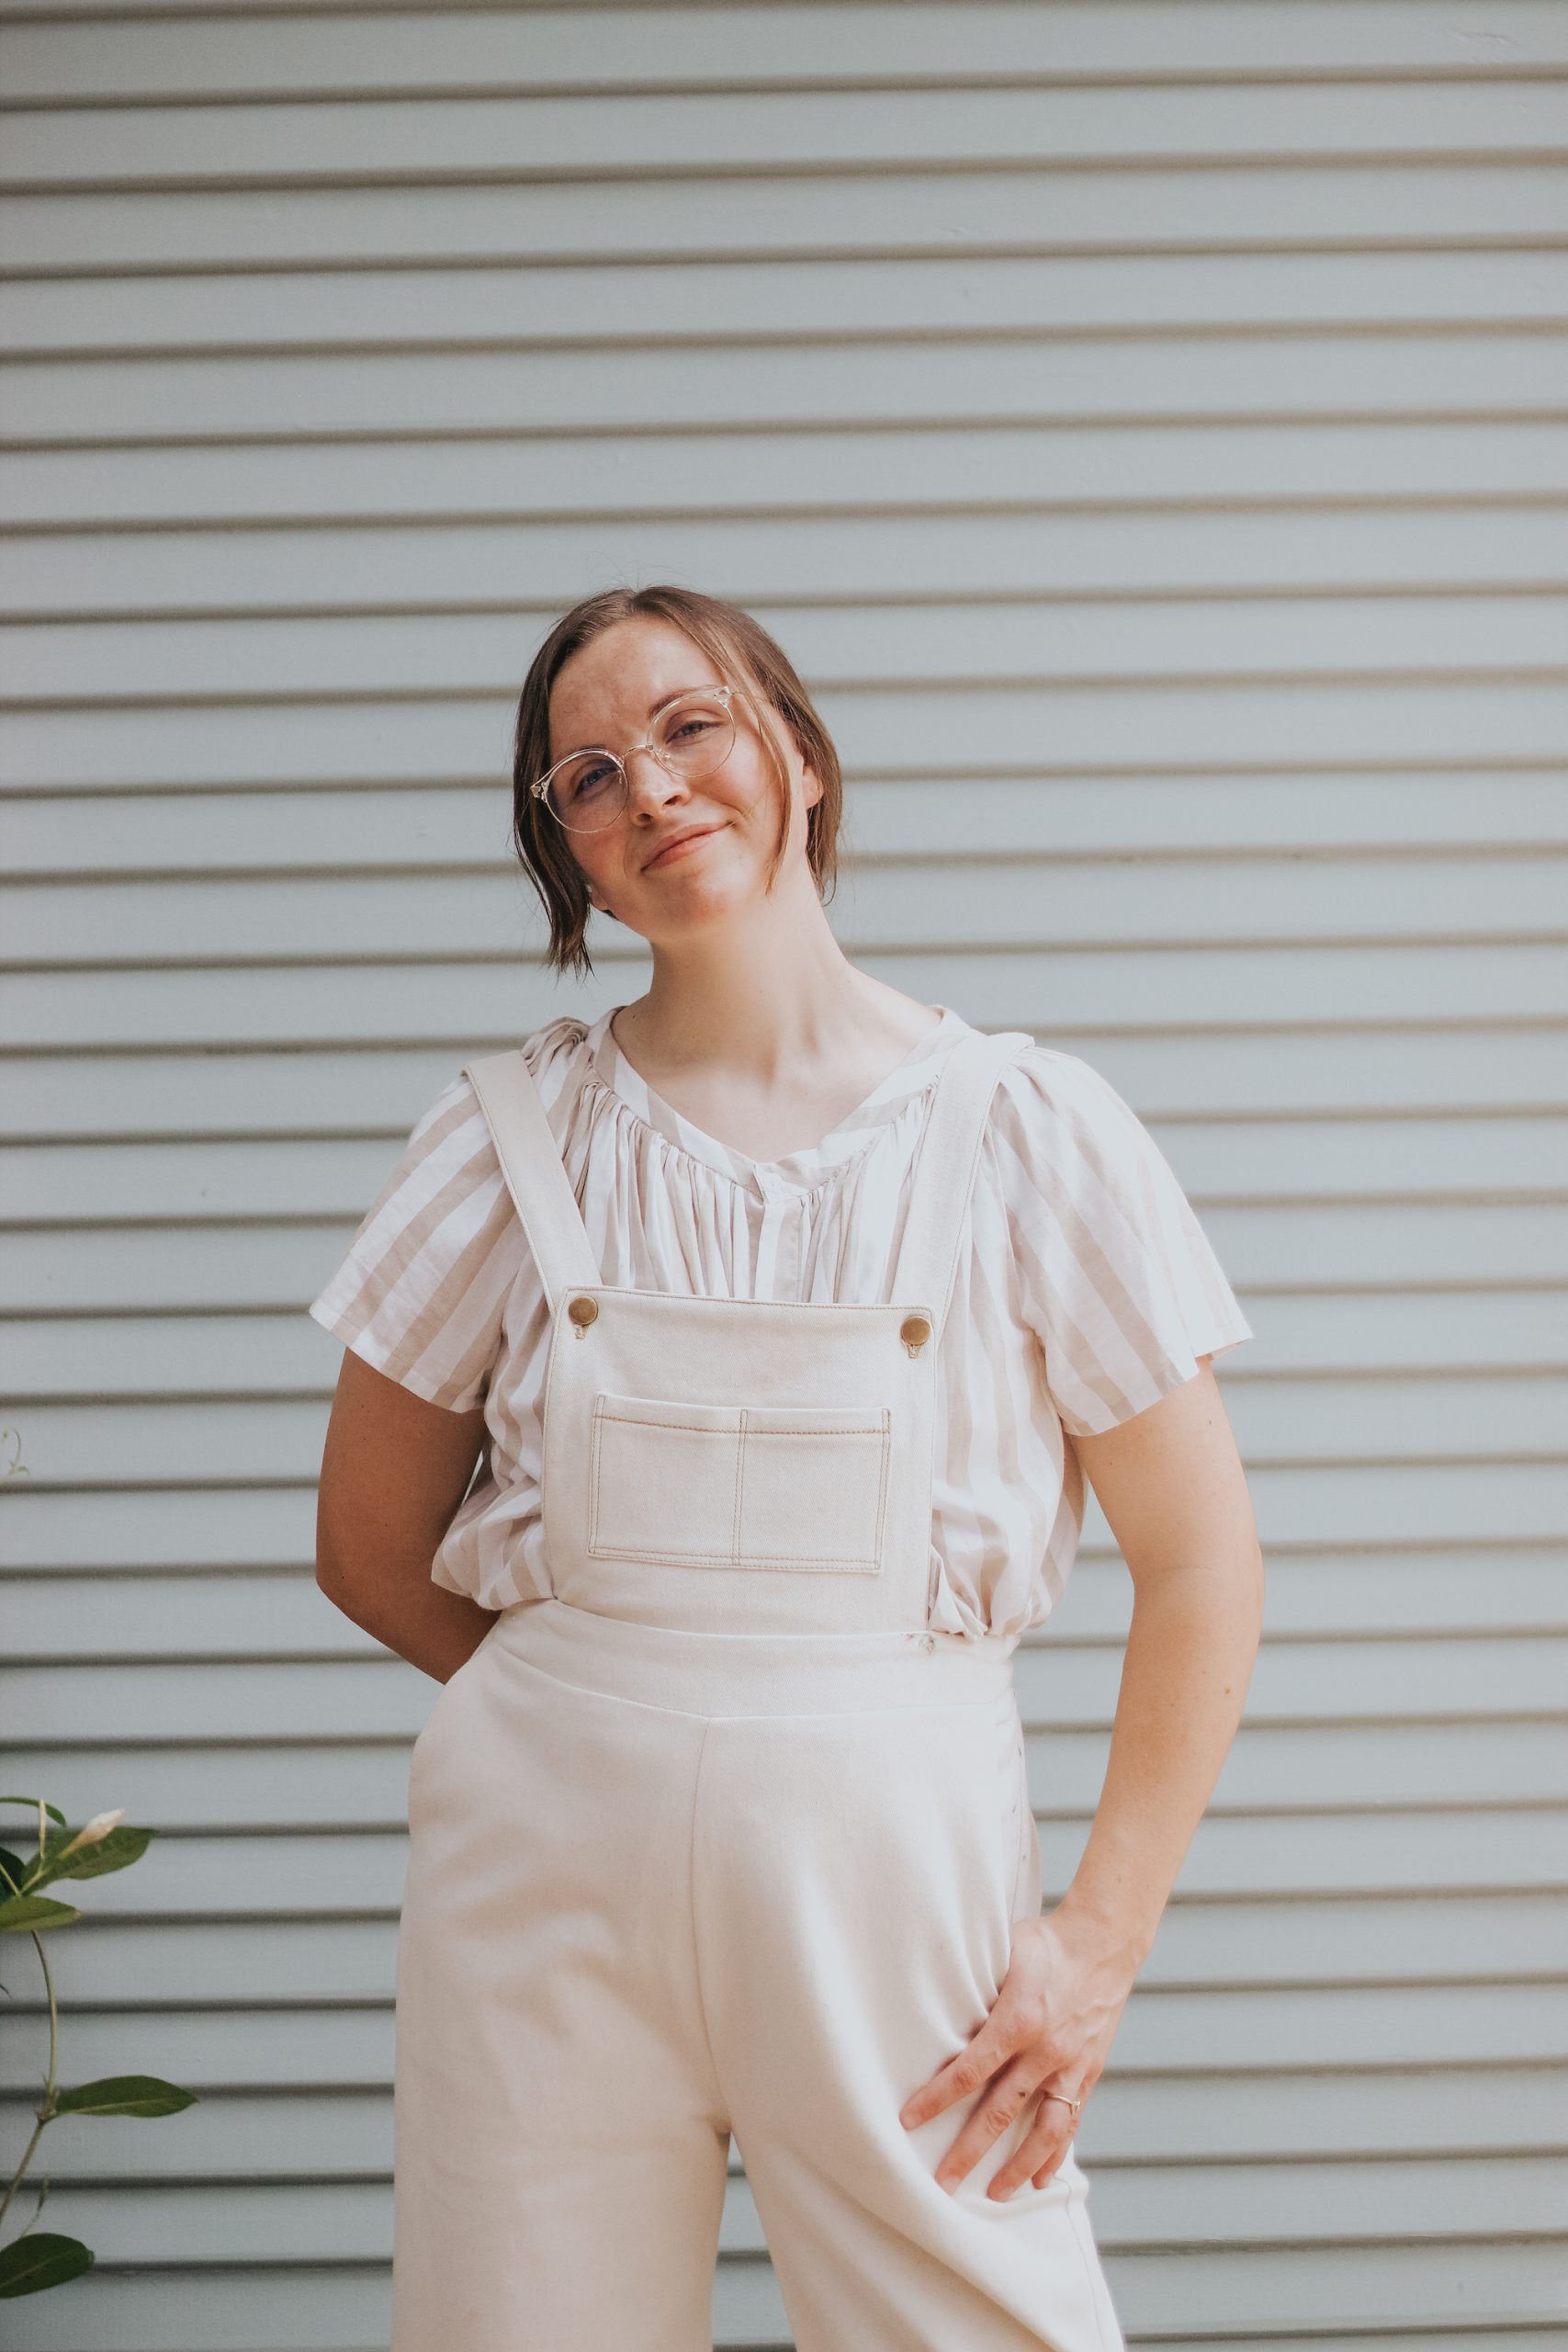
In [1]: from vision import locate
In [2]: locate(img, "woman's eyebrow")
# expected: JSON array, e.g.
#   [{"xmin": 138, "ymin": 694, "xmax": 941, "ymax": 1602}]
[{"xmin": 554, "ymin": 684, "xmax": 718, "ymax": 761}]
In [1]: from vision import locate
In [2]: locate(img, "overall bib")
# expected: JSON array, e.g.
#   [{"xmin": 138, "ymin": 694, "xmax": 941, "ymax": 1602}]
[{"xmin": 391, "ymin": 1028, "xmax": 1126, "ymax": 2352}]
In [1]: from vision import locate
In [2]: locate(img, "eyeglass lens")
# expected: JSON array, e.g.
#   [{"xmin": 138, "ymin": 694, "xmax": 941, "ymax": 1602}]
[{"xmin": 545, "ymin": 691, "xmax": 736, "ymax": 831}]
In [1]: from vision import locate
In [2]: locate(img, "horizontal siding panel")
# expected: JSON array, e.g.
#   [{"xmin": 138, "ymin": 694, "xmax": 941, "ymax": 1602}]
[
  {"xmin": 10, "ymin": 1549, "xmax": 1568, "ymax": 1651},
  {"xmin": 21, "ymin": 1448, "xmax": 1541, "ymax": 1543},
  {"xmin": 7, "ymin": 4, "xmax": 1568, "ymax": 99},
  {"xmin": 8, "ymin": 1718, "xmax": 1568, "ymax": 1840},
  {"xmin": 6, "ymin": 1453, "xmax": 1558, "ymax": 1561},
  {"xmin": 3, "ymin": 1029, "xmax": 1568, "ymax": 1138},
  {"xmin": 7, "ymin": 774, "xmax": 1568, "ymax": 874},
  {"xmin": 7, "ymin": 82, "xmax": 1567, "ymax": 190},
  {"xmin": 26, "ymin": 1896, "xmax": 1568, "ymax": 2011},
  {"xmin": 3, "ymin": 2135, "xmax": 1568, "ymax": 2239},
  {"xmin": 7, "ymin": 1636, "xmax": 1565, "ymax": 1746},
  {"xmin": 13, "ymin": 250, "xmax": 1568, "ymax": 358},
  {"xmin": 0, "ymin": 2266, "xmax": 396, "ymax": 2352},
  {"xmin": 7, "ymin": 1289, "xmax": 1563, "ymax": 1401},
  {"xmin": 0, "ymin": 1809, "xmax": 1559, "ymax": 1917},
  {"xmin": 6, "ymin": 1985, "xmax": 1566, "ymax": 2098},
  {"xmin": 0, "ymin": 2259, "xmax": 1557, "ymax": 2352},
  {"xmin": 6, "ymin": 1382, "xmax": 1568, "ymax": 1489},
  {"xmin": 14, "ymin": 595, "xmax": 1568, "ymax": 702},
  {"xmin": 3, "ymin": 1204, "xmax": 1562, "ymax": 1303},
  {"xmin": 18, "ymin": 949, "xmax": 1562, "ymax": 1048},
  {"xmin": 6, "ymin": 1716, "xmax": 1567, "ymax": 1830},
  {"xmin": 6, "ymin": 856, "xmax": 1567, "ymax": 966},
  {"xmin": 0, "ymin": 1484, "xmax": 316, "ymax": 1569},
  {"xmin": 4, "ymin": 2154, "xmax": 1566, "ymax": 2274},
  {"xmin": 2, "ymin": 2159, "xmax": 1566, "ymax": 2301},
  {"xmin": 0, "ymin": 2265, "xmax": 400, "ymax": 2352},
  {"xmin": 1066, "ymin": 1551, "xmax": 1568, "ymax": 1641},
  {"xmin": 12, "ymin": 421, "xmax": 1568, "ymax": 536},
  {"xmin": 10, "ymin": 165, "xmax": 1568, "ymax": 277},
  {"xmin": 14, "ymin": 514, "xmax": 1568, "ymax": 617},
  {"xmin": 6, "ymin": 1116, "xmax": 1564, "ymax": 1223},
  {"xmin": 9, "ymin": 686, "xmax": 1568, "ymax": 797},
  {"xmin": 0, "ymin": 2221, "xmax": 1559, "ymax": 2352},
  {"xmin": 7, "ymin": 330, "xmax": 1568, "ymax": 445}
]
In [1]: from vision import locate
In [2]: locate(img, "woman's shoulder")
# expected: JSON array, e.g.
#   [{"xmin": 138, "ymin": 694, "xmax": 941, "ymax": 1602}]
[
  {"xmin": 989, "ymin": 1037, "xmax": 1156, "ymax": 1177},
  {"xmin": 304, "ymin": 1024, "xmax": 597, "ymax": 1411},
  {"xmin": 985, "ymin": 1035, "xmax": 1226, "ymax": 1264},
  {"xmin": 984, "ymin": 1036, "xmax": 1255, "ymax": 1430},
  {"xmin": 344, "ymin": 1015, "xmax": 595, "ymax": 1247},
  {"xmin": 436, "ymin": 1013, "xmax": 594, "ymax": 1130}
]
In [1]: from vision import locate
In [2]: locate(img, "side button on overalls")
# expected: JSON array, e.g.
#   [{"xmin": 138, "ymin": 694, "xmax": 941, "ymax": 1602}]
[{"xmin": 390, "ymin": 1028, "xmax": 1127, "ymax": 2352}]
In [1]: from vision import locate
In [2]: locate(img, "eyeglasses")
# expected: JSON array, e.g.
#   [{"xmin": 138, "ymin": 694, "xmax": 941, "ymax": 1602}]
[{"xmin": 530, "ymin": 682, "xmax": 750, "ymax": 834}]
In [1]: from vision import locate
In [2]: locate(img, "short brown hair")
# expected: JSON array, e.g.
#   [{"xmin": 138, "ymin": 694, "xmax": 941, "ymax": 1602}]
[{"xmin": 511, "ymin": 583, "xmax": 843, "ymax": 979}]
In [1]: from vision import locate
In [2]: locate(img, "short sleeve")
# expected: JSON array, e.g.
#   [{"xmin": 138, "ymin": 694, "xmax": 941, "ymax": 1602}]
[
  {"xmin": 991, "ymin": 1046, "xmax": 1254, "ymax": 1437},
  {"xmin": 308, "ymin": 1069, "xmax": 518, "ymax": 1413}
]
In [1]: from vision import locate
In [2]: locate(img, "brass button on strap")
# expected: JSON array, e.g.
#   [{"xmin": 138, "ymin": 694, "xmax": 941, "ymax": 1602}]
[
  {"xmin": 899, "ymin": 1312, "xmax": 931, "ymax": 1356},
  {"xmin": 567, "ymin": 1294, "xmax": 599, "ymax": 1333}
]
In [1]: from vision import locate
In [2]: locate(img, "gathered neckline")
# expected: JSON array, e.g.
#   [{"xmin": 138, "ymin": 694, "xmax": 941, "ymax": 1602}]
[{"xmin": 578, "ymin": 1002, "xmax": 973, "ymax": 1191}]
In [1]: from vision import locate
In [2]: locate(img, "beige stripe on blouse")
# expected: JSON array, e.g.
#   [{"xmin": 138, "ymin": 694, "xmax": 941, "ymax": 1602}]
[{"xmin": 309, "ymin": 1004, "xmax": 1252, "ymax": 1645}]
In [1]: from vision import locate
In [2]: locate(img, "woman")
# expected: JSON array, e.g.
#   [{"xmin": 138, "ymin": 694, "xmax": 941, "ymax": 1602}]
[{"xmin": 310, "ymin": 584, "xmax": 1263, "ymax": 2351}]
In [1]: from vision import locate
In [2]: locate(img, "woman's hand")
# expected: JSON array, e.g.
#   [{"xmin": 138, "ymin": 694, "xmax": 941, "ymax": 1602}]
[{"xmin": 897, "ymin": 1907, "xmax": 1137, "ymax": 2199}]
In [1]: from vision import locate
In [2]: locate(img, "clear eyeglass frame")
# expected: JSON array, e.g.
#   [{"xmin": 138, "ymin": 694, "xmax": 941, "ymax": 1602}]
[{"xmin": 529, "ymin": 679, "xmax": 753, "ymax": 833}]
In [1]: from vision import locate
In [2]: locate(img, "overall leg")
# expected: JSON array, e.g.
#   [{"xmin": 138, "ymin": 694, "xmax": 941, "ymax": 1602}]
[
  {"xmin": 698, "ymin": 1687, "xmax": 1125, "ymax": 2352},
  {"xmin": 392, "ymin": 1633, "xmax": 730, "ymax": 2352}
]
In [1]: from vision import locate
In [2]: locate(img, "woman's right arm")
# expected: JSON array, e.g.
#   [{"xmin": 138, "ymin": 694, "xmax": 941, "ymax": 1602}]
[{"xmin": 315, "ymin": 1346, "xmax": 500, "ymax": 1682}]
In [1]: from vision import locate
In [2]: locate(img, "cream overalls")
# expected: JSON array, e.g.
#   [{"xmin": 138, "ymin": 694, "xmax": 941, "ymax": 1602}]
[{"xmin": 391, "ymin": 1026, "xmax": 1127, "ymax": 2352}]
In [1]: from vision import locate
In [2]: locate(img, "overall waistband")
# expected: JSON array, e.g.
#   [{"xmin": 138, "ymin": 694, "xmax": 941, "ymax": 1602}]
[{"xmin": 489, "ymin": 1597, "xmax": 1018, "ymax": 1717}]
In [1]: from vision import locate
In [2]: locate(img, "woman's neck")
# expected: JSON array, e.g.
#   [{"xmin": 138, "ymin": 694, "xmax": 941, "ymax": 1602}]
[{"xmin": 608, "ymin": 955, "xmax": 944, "ymax": 1165}]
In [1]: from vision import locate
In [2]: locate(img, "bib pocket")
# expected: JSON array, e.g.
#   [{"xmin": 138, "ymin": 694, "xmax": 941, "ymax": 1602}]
[{"xmin": 588, "ymin": 1391, "xmax": 892, "ymax": 1573}]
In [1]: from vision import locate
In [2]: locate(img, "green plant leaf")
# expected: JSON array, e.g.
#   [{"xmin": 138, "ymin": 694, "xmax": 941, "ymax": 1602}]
[
  {"xmin": 0, "ymin": 1894, "xmax": 79, "ymax": 1934},
  {"xmin": 0, "ymin": 1845, "xmax": 24, "ymax": 1890},
  {"xmin": 29, "ymin": 1826, "xmax": 152, "ymax": 1892},
  {"xmin": 0, "ymin": 1799, "xmax": 68, "ymax": 1827},
  {"xmin": 0, "ymin": 2232, "xmax": 95, "ymax": 2298},
  {"xmin": 54, "ymin": 2075, "xmax": 197, "ymax": 2119}
]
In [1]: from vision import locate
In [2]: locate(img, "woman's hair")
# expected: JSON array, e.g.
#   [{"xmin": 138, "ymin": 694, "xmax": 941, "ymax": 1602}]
[{"xmin": 510, "ymin": 583, "xmax": 843, "ymax": 978}]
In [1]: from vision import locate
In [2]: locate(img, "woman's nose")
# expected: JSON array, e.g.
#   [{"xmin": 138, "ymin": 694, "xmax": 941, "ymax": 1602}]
[{"xmin": 624, "ymin": 745, "xmax": 684, "ymax": 814}]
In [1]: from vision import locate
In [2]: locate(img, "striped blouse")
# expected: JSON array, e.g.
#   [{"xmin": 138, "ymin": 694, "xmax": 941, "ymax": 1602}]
[{"xmin": 308, "ymin": 1003, "xmax": 1253, "ymax": 1645}]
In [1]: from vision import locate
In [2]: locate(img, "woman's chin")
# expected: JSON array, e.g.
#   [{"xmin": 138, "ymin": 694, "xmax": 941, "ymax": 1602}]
[{"xmin": 637, "ymin": 871, "xmax": 773, "ymax": 937}]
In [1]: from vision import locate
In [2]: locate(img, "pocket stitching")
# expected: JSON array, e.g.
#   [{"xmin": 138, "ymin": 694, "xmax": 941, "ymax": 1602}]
[
  {"xmin": 594, "ymin": 1392, "xmax": 886, "ymax": 1438},
  {"xmin": 587, "ymin": 1393, "xmax": 891, "ymax": 1571},
  {"xmin": 1010, "ymin": 1724, "xmax": 1033, "ymax": 1922}
]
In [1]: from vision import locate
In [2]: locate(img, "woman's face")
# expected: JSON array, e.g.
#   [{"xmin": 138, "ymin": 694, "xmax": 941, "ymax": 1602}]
[{"xmin": 543, "ymin": 616, "xmax": 821, "ymax": 942}]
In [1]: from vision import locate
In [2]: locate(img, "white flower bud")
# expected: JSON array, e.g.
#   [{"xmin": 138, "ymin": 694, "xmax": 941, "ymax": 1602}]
[{"xmin": 60, "ymin": 1807, "xmax": 126, "ymax": 1856}]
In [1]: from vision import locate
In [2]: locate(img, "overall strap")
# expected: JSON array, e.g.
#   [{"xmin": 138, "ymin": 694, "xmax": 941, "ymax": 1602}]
[
  {"xmin": 463, "ymin": 1048, "xmax": 600, "ymax": 1316},
  {"xmin": 890, "ymin": 1027, "xmax": 1035, "ymax": 1342}
]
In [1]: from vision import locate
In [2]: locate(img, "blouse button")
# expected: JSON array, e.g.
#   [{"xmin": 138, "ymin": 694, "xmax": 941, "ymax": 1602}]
[
  {"xmin": 567, "ymin": 1294, "xmax": 599, "ymax": 1329},
  {"xmin": 899, "ymin": 1313, "xmax": 931, "ymax": 1356}
]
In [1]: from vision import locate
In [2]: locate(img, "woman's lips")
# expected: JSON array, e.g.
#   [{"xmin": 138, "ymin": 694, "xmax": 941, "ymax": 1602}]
[{"xmin": 644, "ymin": 825, "xmax": 723, "ymax": 870}]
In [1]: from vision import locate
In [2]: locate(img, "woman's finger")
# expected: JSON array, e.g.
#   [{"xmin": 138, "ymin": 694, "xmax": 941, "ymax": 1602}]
[
  {"xmin": 988, "ymin": 2088, "xmax": 1083, "ymax": 2199},
  {"xmin": 929, "ymin": 2053, "xmax": 1051, "ymax": 2193},
  {"xmin": 899, "ymin": 1972, "xmax": 1051, "ymax": 2130}
]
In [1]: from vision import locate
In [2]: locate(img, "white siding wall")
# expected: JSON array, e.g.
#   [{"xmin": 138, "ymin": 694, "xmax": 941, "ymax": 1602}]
[{"xmin": 2, "ymin": 5, "xmax": 1564, "ymax": 2346}]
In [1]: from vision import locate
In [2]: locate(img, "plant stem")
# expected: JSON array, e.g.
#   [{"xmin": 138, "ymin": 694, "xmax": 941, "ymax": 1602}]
[{"xmin": 0, "ymin": 1928, "xmax": 59, "ymax": 2234}]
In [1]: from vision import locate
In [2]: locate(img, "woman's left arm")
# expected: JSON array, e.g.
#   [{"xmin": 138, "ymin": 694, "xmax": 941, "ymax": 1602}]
[{"xmin": 898, "ymin": 1356, "xmax": 1264, "ymax": 2198}]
